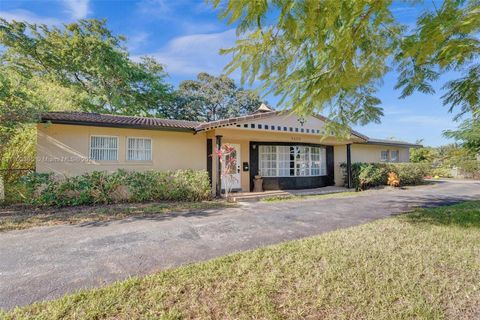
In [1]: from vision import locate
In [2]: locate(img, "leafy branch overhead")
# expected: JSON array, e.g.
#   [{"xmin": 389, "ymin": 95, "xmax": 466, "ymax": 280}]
[
  {"xmin": 211, "ymin": 0, "xmax": 401, "ymax": 127},
  {"xmin": 210, "ymin": 0, "xmax": 479, "ymax": 133}
]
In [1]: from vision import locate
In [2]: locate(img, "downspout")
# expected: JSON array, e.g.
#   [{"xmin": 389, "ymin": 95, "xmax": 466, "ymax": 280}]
[
  {"xmin": 346, "ymin": 144, "xmax": 352, "ymax": 189},
  {"xmin": 215, "ymin": 135, "xmax": 223, "ymax": 198}
]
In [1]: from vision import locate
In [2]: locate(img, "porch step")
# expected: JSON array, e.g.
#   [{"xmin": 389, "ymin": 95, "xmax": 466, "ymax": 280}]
[{"xmin": 231, "ymin": 186, "xmax": 349, "ymax": 202}]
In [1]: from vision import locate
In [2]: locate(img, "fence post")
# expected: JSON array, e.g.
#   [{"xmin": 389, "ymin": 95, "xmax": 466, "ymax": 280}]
[{"xmin": 0, "ymin": 175, "xmax": 4, "ymax": 202}]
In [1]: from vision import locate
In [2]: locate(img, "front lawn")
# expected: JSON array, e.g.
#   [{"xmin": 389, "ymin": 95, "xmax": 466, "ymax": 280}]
[
  {"xmin": 3, "ymin": 201, "xmax": 480, "ymax": 319},
  {"xmin": 0, "ymin": 201, "xmax": 231, "ymax": 232}
]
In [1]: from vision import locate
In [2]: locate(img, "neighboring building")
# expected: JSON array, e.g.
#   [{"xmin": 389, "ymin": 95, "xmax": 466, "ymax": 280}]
[{"xmin": 36, "ymin": 105, "xmax": 421, "ymax": 195}]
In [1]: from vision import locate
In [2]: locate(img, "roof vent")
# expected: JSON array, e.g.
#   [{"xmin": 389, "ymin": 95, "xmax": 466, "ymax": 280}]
[{"xmin": 255, "ymin": 103, "xmax": 273, "ymax": 113}]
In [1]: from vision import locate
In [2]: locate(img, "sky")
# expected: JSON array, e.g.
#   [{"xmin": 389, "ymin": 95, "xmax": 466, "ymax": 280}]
[{"xmin": 0, "ymin": 0, "xmax": 460, "ymax": 146}]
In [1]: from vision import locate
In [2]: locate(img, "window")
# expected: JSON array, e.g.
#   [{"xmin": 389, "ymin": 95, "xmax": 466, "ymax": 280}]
[
  {"xmin": 390, "ymin": 150, "xmax": 399, "ymax": 162},
  {"xmin": 381, "ymin": 150, "xmax": 389, "ymax": 162},
  {"xmin": 259, "ymin": 145, "xmax": 277, "ymax": 177},
  {"xmin": 127, "ymin": 137, "xmax": 152, "ymax": 161},
  {"xmin": 381, "ymin": 150, "xmax": 399, "ymax": 162},
  {"xmin": 259, "ymin": 145, "xmax": 327, "ymax": 177},
  {"xmin": 90, "ymin": 136, "xmax": 118, "ymax": 161}
]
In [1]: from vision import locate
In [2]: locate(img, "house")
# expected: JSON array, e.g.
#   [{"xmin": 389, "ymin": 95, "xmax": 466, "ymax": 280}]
[{"xmin": 36, "ymin": 105, "xmax": 421, "ymax": 196}]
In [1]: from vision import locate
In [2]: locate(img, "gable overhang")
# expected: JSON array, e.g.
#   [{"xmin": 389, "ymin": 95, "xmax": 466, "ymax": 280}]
[{"xmin": 194, "ymin": 110, "xmax": 369, "ymax": 142}]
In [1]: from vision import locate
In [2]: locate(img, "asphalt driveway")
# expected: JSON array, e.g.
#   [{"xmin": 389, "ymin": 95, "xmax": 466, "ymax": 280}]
[{"xmin": 1, "ymin": 179, "xmax": 479, "ymax": 310}]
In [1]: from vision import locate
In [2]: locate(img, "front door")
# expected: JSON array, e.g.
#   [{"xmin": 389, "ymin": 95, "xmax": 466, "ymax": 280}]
[{"xmin": 221, "ymin": 143, "xmax": 241, "ymax": 191}]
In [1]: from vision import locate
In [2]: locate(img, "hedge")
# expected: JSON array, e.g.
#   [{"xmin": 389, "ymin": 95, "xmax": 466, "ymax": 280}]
[
  {"xmin": 457, "ymin": 160, "xmax": 480, "ymax": 179},
  {"xmin": 20, "ymin": 169, "xmax": 212, "ymax": 207},
  {"xmin": 341, "ymin": 162, "xmax": 430, "ymax": 190}
]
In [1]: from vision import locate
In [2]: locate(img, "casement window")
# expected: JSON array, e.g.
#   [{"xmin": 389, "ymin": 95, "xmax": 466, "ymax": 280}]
[
  {"xmin": 127, "ymin": 137, "xmax": 152, "ymax": 161},
  {"xmin": 390, "ymin": 150, "xmax": 399, "ymax": 162},
  {"xmin": 381, "ymin": 150, "xmax": 389, "ymax": 162},
  {"xmin": 259, "ymin": 145, "xmax": 327, "ymax": 177},
  {"xmin": 381, "ymin": 150, "xmax": 399, "ymax": 162},
  {"xmin": 90, "ymin": 136, "xmax": 118, "ymax": 161}
]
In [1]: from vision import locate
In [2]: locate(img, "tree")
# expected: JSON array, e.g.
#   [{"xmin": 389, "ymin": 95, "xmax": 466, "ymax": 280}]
[
  {"xmin": 444, "ymin": 119, "xmax": 480, "ymax": 154},
  {"xmin": 395, "ymin": 1, "xmax": 479, "ymax": 119},
  {"xmin": 0, "ymin": 18, "xmax": 172, "ymax": 123},
  {"xmin": 0, "ymin": 18, "xmax": 173, "ymax": 178},
  {"xmin": 209, "ymin": 0, "xmax": 479, "ymax": 135},
  {"xmin": 410, "ymin": 144, "xmax": 437, "ymax": 163},
  {"xmin": 209, "ymin": 0, "xmax": 399, "ymax": 130},
  {"xmin": 175, "ymin": 72, "xmax": 264, "ymax": 121}
]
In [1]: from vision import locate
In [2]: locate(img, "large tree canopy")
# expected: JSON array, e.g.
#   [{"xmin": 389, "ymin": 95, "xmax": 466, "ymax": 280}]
[
  {"xmin": 210, "ymin": 0, "xmax": 479, "ymax": 139},
  {"xmin": 0, "ymin": 18, "xmax": 172, "ymax": 125},
  {"xmin": 0, "ymin": 18, "xmax": 175, "ymax": 170},
  {"xmin": 210, "ymin": 0, "xmax": 400, "ymax": 127},
  {"xmin": 174, "ymin": 72, "xmax": 264, "ymax": 122}
]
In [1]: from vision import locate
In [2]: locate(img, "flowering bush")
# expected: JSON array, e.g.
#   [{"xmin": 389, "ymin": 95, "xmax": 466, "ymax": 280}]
[{"xmin": 21, "ymin": 169, "xmax": 211, "ymax": 207}]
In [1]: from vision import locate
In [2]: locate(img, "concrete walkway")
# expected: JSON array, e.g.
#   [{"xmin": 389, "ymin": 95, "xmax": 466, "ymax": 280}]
[{"xmin": 1, "ymin": 179, "xmax": 479, "ymax": 310}]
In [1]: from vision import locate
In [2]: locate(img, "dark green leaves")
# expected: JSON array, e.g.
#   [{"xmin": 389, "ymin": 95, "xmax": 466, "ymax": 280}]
[
  {"xmin": 211, "ymin": 0, "xmax": 399, "ymax": 131},
  {"xmin": 211, "ymin": 0, "xmax": 479, "ymax": 147},
  {"xmin": 395, "ymin": 0, "xmax": 480, "ymax": 118},
  {"xmin": 174, "ymin": 72, "xmax": 264, "ymax": 121},
  {"xmin": 0, "ymin": 18, "xmax": 172, "ymax": 118}
]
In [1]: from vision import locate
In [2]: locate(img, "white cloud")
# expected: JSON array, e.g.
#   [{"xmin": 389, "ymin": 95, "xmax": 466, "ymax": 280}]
[
  {"xmin": 0, "ymin": 9, "xmax": 61, "ymax": 25},
  {"xmin": 146, "ymin": 29, "xmax": 237, "ymax": 77},
  {"xmin": 127, "ymin": 31, "xmax": 150, "ymax": 52},
  {"xmin": 137, "ymin": 0, "xmax": 173, "ymax": 17},
  {"xmin": 62, "ymin": 0, "xmax": 90, "ymax": 19},
  {"xmin": 382, "ymin": 105, "xmax": 411, "ymax": 116},
  {"xmin": 180, "ymin": 21, "xmax": 221, "ymax": 35}
]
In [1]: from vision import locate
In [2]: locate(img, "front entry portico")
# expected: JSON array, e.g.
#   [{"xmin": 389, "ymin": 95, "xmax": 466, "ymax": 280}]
[{"xmin": 199, "ymin": 110, "xmax": 367, "ymax": 196}]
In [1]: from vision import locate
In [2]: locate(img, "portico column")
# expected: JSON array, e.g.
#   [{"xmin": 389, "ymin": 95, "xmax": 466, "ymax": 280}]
[
  {"xmin": 215, "ymin": 135, "xmax": 223, "ymax": 198},
  {"xmin": 346, "ymin": 144, "xmax": 352, "ymax": 189}
]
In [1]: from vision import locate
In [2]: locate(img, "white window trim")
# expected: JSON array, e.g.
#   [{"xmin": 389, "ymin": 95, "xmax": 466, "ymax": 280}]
[
  {"xmin": 381, "ymin": 150, "xmax": 389, "ymax": 162},
  {"xmin": 259, "ymin": 145, "xmax": 327, "ymax": 177},
  {"xmin": 126, "ymin": 136, "xmax": 153, "ymax": 161},
  {"xmin": 89, "ymin": 135, "xmax": 119, "ymax": 161},
  {"xmin": 390, "ymin": 150, "xmax": 399, "ymax": 162}
]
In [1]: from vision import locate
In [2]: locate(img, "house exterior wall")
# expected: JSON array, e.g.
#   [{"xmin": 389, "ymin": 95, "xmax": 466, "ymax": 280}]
[
  {"xmin": 210, "ymin": 127, "xmax": 355, "ymax": 192},
  {"xmin": 36, "ymin": 123, "xmax": 207, "ymax": 176},
  {"xmin": 37, "ymin": 122, "xmax": 412, "ymax": 193},
  {"xmin": 333, "ymin": 144, "xmax": 411, "ymax": 186}
]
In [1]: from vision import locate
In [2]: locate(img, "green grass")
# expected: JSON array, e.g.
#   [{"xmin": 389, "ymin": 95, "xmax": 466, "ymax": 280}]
[
  {"xmin": 3, "ymin": 201, "xmax": 480, "ymax": 319},
  {"xmin": 261, "ymin": 190, "xmax": 361, "ymax": 202},
  {"xmin": 0, "ymin": 201, "xmax": 231, "ymax": 232}
]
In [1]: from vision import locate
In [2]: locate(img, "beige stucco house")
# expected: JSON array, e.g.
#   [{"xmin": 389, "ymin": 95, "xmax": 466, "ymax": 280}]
[{"xmin": 37, "ymin": 105, "xmax": 420, "ymax": 196}]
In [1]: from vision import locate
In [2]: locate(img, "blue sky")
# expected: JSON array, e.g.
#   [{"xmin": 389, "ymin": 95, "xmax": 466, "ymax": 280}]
[{"xmin": 0, "ymin": 0, "xmax": 459, "ymax": 146}]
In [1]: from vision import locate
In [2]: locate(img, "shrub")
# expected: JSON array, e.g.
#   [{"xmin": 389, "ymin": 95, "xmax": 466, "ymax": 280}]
[
  {"xmin": 21, "ymin": 169, "xmax": 211, "ymax": 207},
  {"xmin": 358, "ymin": 164, "xmax": 388, "ymax": 189},
  {"xmin": 430, "ymin": 166, "xmax": 453, "ymax": 178},
  {"xmin": 387, "ymin": 163, "xmax": 429, "ymax": 186},
  {"xmin": 457, "ymin": 160, "xmax": 480, "ymax": 179},
  {"xmin": 341, "ymin": 162, "xmax": 428, "ymax": 190}
]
